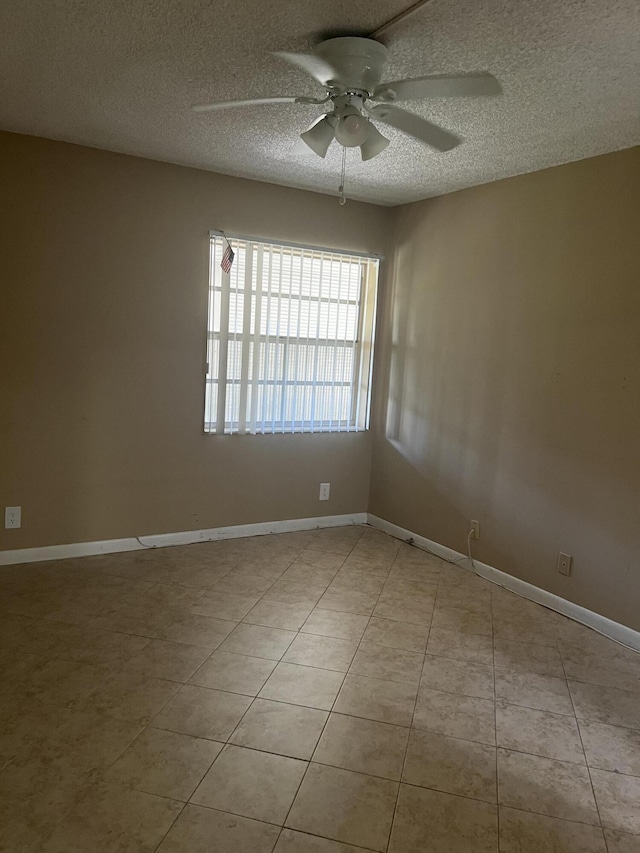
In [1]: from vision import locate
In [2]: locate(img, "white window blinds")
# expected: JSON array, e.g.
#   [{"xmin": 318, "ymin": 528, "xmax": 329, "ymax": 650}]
[{"xmin": 204, "ymin": 233, "xmax": 379, "ymax": 435}]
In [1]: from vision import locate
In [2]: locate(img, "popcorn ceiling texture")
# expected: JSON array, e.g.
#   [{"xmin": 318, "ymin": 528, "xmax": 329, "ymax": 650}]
[{"xmin": 0, "ymin": 0, "xmax": 638, "ymax": 205}]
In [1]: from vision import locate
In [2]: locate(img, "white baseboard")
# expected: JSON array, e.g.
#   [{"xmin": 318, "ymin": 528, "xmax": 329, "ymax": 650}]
[
  {"xmin": 0, "ymin": 513, "xmax": 368, "ymax": 567},
  {"xmin": 368, "ymin": 514, "xmax": 640, "ymax": 653}
]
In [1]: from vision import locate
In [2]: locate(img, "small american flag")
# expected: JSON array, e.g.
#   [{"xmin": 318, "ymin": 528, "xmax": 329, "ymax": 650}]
[{"xmin": 220, "ymin": 243, "xmax": 235, "ymax": 273}]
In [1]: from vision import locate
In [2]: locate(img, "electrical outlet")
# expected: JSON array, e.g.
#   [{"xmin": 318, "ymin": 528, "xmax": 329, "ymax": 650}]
[
  {"xmin": 5, "ymin": 506, "xmax": 21, "ymax": 529},
  {"xmin": 470, "ymin": 520, "xmax": 480, "ymax": 540},
  {"xmin": 319, "ymin": 483, "xmax": 330, "ymax": 501},
  {"xmin": 557, "ymin": 552, "xmax": 572, "ymax": 576}
]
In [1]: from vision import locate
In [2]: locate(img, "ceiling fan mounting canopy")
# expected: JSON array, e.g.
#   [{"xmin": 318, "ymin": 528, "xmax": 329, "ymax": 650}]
[
  {"xmin": 193, "ymin": 34, "xmax": 502, "ymax": 162},
  {"xmin": 314, "ymin": 37, "xmax": 389, "ymax": 95}
]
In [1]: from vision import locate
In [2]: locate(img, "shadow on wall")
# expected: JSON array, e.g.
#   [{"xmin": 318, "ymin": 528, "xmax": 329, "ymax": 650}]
[
  {"xmin": 382, "ymin": 204, "xmax": 509, "ymax": 514},
  {"xmin": 370, "ymin": 172, "xmax": 640, "ymax": 630}
]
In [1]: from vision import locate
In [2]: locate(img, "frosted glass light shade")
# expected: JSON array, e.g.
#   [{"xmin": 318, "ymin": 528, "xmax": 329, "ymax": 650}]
[
  {"xmin": 360, "ymin": 122, "xmax": 390, "ymax": 161},
  {"xmin": 300, "ymin": 115, "xmax": 336, "ymax": 158},
  {"xmin": 335, "ymin": 112, "xmax": 370, "ymax": 147}
]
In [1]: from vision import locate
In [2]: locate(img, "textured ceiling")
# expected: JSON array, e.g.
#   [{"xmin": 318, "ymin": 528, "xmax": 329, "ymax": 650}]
[{"xmin": 1, "ymin": 0, "xmax": 638, "ymax": 205}]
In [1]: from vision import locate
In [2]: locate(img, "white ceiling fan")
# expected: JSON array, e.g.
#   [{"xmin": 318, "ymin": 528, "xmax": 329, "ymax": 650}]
[{"xmin": 193, "ymin": 36, "xmax": 501, "ymax": 162}]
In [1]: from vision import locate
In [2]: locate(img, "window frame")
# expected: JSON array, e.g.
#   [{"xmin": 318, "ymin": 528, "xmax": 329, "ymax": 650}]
[{"xmin": 204, "ymin": 232, "xmax": 381, "ymax": 436}]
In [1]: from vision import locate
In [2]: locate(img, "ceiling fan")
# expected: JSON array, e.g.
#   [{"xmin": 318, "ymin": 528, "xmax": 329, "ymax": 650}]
[{"xmin": 193, "ymin": 36, "xmax": 501, "ymax": 162}]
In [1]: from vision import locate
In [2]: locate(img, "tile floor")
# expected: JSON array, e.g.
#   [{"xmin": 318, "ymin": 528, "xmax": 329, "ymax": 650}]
[{"xmin": 1, "ymin": 525, "xmax": 639, "ymax": 852}]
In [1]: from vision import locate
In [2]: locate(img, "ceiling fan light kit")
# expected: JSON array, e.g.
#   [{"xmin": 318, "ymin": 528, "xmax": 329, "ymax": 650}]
[{"xmin": 193, "ymin": 30, "xmax": 502, "ymax": 202}]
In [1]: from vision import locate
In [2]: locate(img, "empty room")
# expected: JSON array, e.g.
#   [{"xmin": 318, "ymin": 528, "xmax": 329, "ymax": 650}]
[{"xmin": 1, "ymin": 0, "xmax": 639, "ymax": 851}]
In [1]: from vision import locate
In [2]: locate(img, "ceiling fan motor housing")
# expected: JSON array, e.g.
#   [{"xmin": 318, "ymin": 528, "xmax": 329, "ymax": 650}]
[{"xmin": 314, "ymin": 37, "xmax": 388, "ymax": 95}]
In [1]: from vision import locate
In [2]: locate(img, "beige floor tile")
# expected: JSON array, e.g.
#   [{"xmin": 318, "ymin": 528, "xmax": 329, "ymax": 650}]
[
  {"xmin": 286, "ymin": 763, "xmax": 398, "ymax": 852},
  {"xmin": 42, "ymin": 781, "xmax": 183, "ymax": 853},
  {"xmin": 350, "ymin": 644, "xmax": 424, "ymax": 686},
  {"xmin": 436, "ymin": 587, "xmax": 492, "ymax": 614},
  {"xmin": 0, "ymin": 795, "xmax": 53, "ymax": 853},
  {"xmin": 191, "ymin": 743, "xmax": 307, "ymax": 824},
  {"xmin": 566, "ymin": 662, "xmax": 640, "ymax": 692},
  {"xmin": 558, "ymin": 633, "xmax": 640, "ymax": 667},
  {"xmin": 306, "ymin": 529, "xmax": 364, "ymax": 556},
  {"xmin": 282, "ymin": 564, "xmax": 341, "ymax": 586},
  {"xmin": 69, "ymin": 669, "xmax": 182, "ymax": 726},
  {"xmin": 61, "ymin": 629, "xmax": 151, "ymax": 667},
  {"xmin": 439, "ymin": 566, "xmax": 491, "ymax": 591},
  {"xmin": 372, "ymin": 593, "xmax": 434, "ymax": 626},
  {"xmin": 123, "ymin": 639, "xmax": 212, "ymax": 682},
  {"xmin": 389, "ymin": 563, "xmax": 441, "ymax": 585},
  {"xmin": 569, "ymin": 681, "xmax": 640, "ymax": 729},
  {"xmin": 275, "ymin": 828, "xmax": 372, "ymax": 851},
  {"xmin": 329, "ymin": 573, "xmax": 386, "ymax": 596},
  {"xmin": 15, "ymin": 707, "xmax": 144, "ymax": 773},
  {"xmin": 260, "ymin": 661, "xmax": 345, "ymax": 710},
  {"xmin": 579, "ymin": 719, "xmax": 640, "ymax": 776},
  {"xmin": 496, "ymin": 702, "xmax": 585, "ymax": 763},
  {"xmin": 389, "ymin": 783, "xmax": 498, "ymax": 853},
  {"xmin": 317, "ymin": 589, "xmax": 379, "ymax": 616},
  {"xmin": 143, "ymin": 583, "xmax": 207, "ymax": 607},
  {"xmin": 218, "ymin": 623, "xmax": 297, "ymax": 660},
  {"xmin": 214, "ymin": 572, "xmax": 276, "ymax": 597},
  {"xmin": 497, "ymin": 748, "xmax": 599, "ymax": 824},
  {"xmin": 334, "ymin": 674, "xmax": 418, "ymax": 726},
  {"xmin": 494, "ymin": 667, "xmax": 573, "ymax": 715},
  {"xmin": 263, "ymin": 579, "xmax": 325, "ymax": 608},
  {"xmin": 403, "ymin": 729, "xmax": 497, "ymax": 802},
  {"xmin": 413, "ymin": 686, "xmax": 496, "ymax": 744},
  {"xmin": 104, "ymin": 727, "xmax": 221, "ymax": 800},
  {"xmin": 292, "ymin": 550, "xmax": 346, "ymax": 571},
  {"xmin": 153, "ymin": 684, "xmax": 252, "ymax": 740},
  {"xmin": 499, "ymin": 806, "xmax": 607, "ymax": 852},
  {"xmin": 283, "ymin": 633, "xmax": 359, "ymax": 672},
  {"xmin": 361, "ymin": 618, "xmax": 429, "ymax": 653},
  {"xmin": 0, "ymin": 754, "xmax": 94, "ymax": 821},
  {"xmin": 430, "ymin": 605, "xmax": 492, "ymax": 636},
  {"xmin": 421, "ymin": 654, "xmax": 494, "ymax": 699},
  {"xmin": 190, "ymin": 591, "xmax": 259, "ymax": 620},
  {"xmin": 426, "ymin": 628, "xmax": 494, "ymax": 665},
  {"xmin": 590, "ymin": 768, "xmax": 640, "ymax": 834},
  {"xmin": 604, "ymin": 830, "xmax": 640, "ymax": 852},
  {"xmin": 560, "ymin": 649, "xmax": 640, "ymax": 691},
  {"xmin": 189, "ymin": 650, "xmax": 276, "ymax": 695},
  {"xmin": 161, "ymin": 613, "xmax": 237, "ymax": 648},
  {"xmin": 341, "ymin": 555, "xmax": 394, "ymax": 576},
  {"xmin": 301, "ymin": 609, "xmax": 369, "ymax": 641},
  {"xmin": 230, "ymin": 698, "xmax": 328, "ymax": 759},
  {"xmin": 493, "ymin": 637, "xmax": 564, "ymax": 677},
  {"xmin": 313, "ymin": 713, "xmax": 409, "ymax": 780},
  {"xmin": 492, "ymin": 611, "xmax": 558, "ymax": 647},
  {"xmin": 157, "ymin": 804, "xmax": 280, "ymax": 852},
  {"xmin": 243, "ymin": 600, "xmax": 313, "ymax": 631}
]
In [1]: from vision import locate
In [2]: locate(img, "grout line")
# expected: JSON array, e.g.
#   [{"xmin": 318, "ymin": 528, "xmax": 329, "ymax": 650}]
[
  {"xmin": 381, "ymin": 544, "xmax": 430, "ymax": 852},
  {"xmin": 492, "ymin": 575, "xmax": 501, "ymax": 851},
  {"xmin": 276, "ymin": 527, "xmax": 369, "ymax": 843},
  {"xmin": 560, "ymin": 640, "xmax": 609, "ymax": 842}
]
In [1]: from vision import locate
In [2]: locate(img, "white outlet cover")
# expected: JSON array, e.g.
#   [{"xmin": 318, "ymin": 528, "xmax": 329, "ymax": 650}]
[
  {"xmin": 5, "ymin": 506, "xmax": 22, "ymax": 529},
  {"xmin": 319, "ymin": 483, "xmax": 330, "ymax": 501}
]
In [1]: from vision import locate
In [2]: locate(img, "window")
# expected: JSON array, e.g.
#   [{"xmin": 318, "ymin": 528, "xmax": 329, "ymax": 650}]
[{"xmin": 204, "ymin": 233, "xmax": 380, "ymax": 435}]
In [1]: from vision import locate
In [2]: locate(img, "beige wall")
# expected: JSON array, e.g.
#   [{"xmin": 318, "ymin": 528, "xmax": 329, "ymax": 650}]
[
  {"xmin": 370, "ymin": 147, "xmax": 640, "ymax": 630},
  {"xmin": 0, "ymin": 132, "xmax": 390, "ymax": 549}
]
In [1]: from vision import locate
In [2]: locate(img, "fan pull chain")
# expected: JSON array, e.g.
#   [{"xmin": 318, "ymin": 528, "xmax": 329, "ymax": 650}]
[{"xmin": 338, "ymin": 145, "xmax": 347, "ymax": 205}]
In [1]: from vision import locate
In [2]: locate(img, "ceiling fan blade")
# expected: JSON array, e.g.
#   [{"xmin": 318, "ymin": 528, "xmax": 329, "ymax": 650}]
[
  {"xmin": 374, "ymin": 73, "xmax": 501, "ymax": 102},
  {"xmin": 274, "ymin": 51, "xmax": 340, "ymax": 87},
  {"xmin": 193, "ymin": 97, "xmax": 301, "ymax": 113},
  {"xmin": 368, "ymin": 105, "xmax": 461, "ymax": 152}
]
